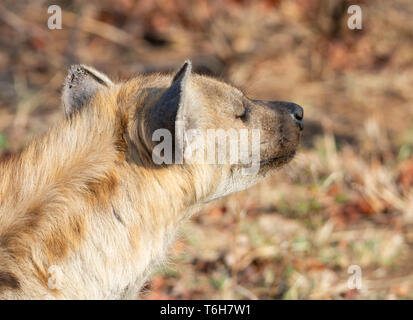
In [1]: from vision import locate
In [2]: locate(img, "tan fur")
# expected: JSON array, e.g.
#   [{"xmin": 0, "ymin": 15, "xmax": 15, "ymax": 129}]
[{"xmin": 0, "ymin": 63, "xmax": 302, "ymax": 299}]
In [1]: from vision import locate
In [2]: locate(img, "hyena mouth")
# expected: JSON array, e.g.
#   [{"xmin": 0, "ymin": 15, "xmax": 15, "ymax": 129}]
[{"xmin": 259, "ymin": 150, "xmax": 296, "ymax": 168}]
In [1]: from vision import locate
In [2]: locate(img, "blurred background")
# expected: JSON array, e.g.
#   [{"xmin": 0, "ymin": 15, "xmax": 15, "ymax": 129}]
[{"xmin": 1, "ymin": 0, "xmax": 413, "ymax": 299}]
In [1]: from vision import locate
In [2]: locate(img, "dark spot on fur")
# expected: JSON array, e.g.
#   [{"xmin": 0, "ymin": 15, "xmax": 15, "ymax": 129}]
[
  {"xmin": 112, "ymin": 206, "xmax": 124, "ymax": 225},
  {"xmin": 85, "ymin": 171, "xmax": 119, "ymax": 207},
  {"xmin": 0, "ymin": 271, "xmax": 20, "ymax": 290}
]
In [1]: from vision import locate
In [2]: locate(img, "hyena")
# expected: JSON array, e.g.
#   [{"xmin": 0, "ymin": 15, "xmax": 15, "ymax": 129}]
[{"xmin": 0, "ymin": 61, "xmax": 303, "ymax": 299}]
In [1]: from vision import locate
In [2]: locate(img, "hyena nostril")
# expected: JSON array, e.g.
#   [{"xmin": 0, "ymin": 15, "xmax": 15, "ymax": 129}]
[
  {"xmin": 293, "ymin": 115, "xmax": 304, "ymax": 131},
  {"xmin": 293, "ymin": 105, "xmax": 304, "ymax": 121},
  {"xmin": 287, "ymin": 103, "xmax": 303, "ymax": 131}
]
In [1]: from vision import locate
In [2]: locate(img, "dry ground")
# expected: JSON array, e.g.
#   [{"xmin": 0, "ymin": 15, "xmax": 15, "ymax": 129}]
[{"xmin": 1, "ymin": 0, "xmax": 413, "ymax": 299}]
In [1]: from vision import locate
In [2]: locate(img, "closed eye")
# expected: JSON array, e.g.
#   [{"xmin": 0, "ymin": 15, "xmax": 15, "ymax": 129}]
[
  {"xmin": 236, "ymin": 111, "xmax": 247, "ymax": 121},
  {"xmin": 235, "ymin": 102, "xmax": 248, "ymax": 121}
]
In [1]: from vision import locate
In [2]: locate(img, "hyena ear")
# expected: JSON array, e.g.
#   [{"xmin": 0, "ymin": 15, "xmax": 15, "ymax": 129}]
[
  {"xmin": 62, "ymin": 65, "xmax": 113, "ymax": 118},
  {"xmin": 149, "ymin": 60, "xmax": 196, "ymax": 135},
  {"xmin": 150, "ymin": 60, "xmax": 201, "ymax": 163}
]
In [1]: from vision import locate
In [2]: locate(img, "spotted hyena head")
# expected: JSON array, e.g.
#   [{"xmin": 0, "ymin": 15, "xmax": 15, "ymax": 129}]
[{"xmin": 62, "ymin": 61, "xmax": 303, "ymax": 200}]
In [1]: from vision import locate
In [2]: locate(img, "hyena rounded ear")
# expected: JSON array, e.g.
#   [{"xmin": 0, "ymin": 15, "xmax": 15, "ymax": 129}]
[
  {"xmin": 149, "ymin": 60, "xmax": 193, "ymax": 135},
  {"xmin": 62, "ymin": 65, "xmax": 113, "ymax": 118},
  {"xmin": 149, "ymin": 60, "xmax": 199, "ymax": 163}
]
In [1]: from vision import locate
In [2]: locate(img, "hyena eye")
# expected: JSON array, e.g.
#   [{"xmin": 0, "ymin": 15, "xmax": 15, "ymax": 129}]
[{"xmin": 234, "ymin": 102, "xmax": 247, "ymax": 120}]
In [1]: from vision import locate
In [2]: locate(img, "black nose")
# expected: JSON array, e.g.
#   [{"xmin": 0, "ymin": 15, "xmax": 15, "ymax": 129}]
[{"xmin": 283, "ymin": 102, "xmax": 303, "ymax": 131}]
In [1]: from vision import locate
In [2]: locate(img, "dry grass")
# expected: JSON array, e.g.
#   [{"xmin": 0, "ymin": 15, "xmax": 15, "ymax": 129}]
[{"xmin": 1, "ymin": 0, "xmax": 413, "ymax": 299}]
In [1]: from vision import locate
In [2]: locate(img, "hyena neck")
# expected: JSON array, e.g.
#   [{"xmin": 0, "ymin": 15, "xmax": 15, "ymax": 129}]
[
  {"xmin": 0, "ymin": 95, "xmax": 214, "ymax": 298},
  {"xmin": 0, "ymin": 100, "xmax": 124, "ymax": 219},
  {"xmin": 124, "ymin": 163, "xmax": 214, "ymax": 243},
  {"xmin": 110, "ymin": 163, "xmax": 215, "ymax": 298}
]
